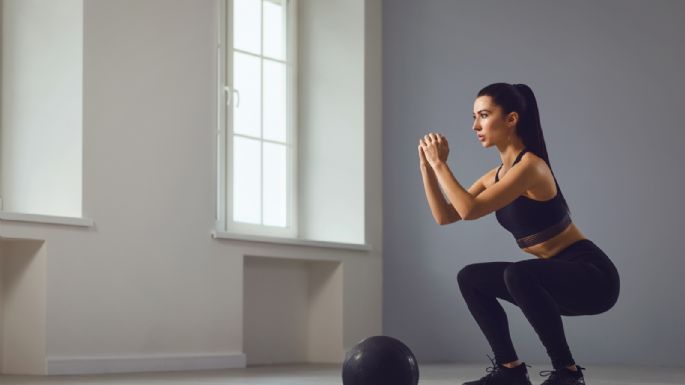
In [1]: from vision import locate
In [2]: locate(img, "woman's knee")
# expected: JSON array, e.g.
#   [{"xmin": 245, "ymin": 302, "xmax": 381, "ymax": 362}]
[
  {"xmin": 457, "ymin": 263, "xmax": 486, "ymax": 287},
  {"xmin": 456, "ymin": 264, "xmax": 475, "ymax": 286}
]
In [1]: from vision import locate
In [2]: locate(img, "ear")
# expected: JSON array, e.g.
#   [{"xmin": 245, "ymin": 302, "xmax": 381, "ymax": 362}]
[{"xmin": 506, "ymin": 111, "xmax": 519, "ymax": 128}]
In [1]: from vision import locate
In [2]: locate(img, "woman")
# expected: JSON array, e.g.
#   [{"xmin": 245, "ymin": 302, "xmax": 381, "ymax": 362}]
[{"xmin": 418, "ymin": 83, "xmax": 620, "ymax": 385}]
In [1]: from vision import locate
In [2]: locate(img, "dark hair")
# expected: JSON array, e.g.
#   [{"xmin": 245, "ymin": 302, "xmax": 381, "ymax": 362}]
[{"xmin": 476, "ymin": 82, "xmax": 570, "ymax": 217}]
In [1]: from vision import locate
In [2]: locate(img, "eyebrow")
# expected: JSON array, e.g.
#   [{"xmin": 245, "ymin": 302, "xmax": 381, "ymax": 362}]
[{"xmin": 472, "ymin": 109, "xmax": 491, "ymax": 115}]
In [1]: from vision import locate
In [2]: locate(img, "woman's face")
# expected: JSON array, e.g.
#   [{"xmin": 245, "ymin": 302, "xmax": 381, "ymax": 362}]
[{"xmin": 472, "ymin": 96, "xmax": 516, "ymax": 147}]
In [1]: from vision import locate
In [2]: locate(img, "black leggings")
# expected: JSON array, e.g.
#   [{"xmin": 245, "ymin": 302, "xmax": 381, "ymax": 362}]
[{"xmin": 456, "ymin": 239, "xmax": 620, "ymax": 370}]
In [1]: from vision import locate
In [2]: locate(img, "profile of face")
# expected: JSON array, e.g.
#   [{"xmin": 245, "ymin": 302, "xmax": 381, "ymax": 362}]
[{"xmin": 472, "ymin": 95, "xmax": 518, "ymax": 147}]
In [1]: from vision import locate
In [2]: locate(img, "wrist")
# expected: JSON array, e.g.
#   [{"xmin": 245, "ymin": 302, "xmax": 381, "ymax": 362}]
[{"xmin": 430, "ymin": 160, "xmax": 446, "ymax": 170}]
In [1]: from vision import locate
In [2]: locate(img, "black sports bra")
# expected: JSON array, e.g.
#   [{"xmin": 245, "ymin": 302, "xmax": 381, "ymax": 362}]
[{"xmin": 494, "ymin": 148, "xmax": 571, "ymax": 248}]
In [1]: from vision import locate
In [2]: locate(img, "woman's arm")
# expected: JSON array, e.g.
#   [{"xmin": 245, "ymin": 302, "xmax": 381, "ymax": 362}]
[
  {"xmin": 419, "ymin": 142, "xmax": 456, "ymax": 225},
  {"xmin": 420, "ymin": 162, "xmax": 458, "ymax": 225},
  {"xmin": 419, "ymin": 145, "xmax": 490, "ymax": 224},
  {"xmin": 431, "ymin": 155, "xmax": 540, "ymax": 220}
]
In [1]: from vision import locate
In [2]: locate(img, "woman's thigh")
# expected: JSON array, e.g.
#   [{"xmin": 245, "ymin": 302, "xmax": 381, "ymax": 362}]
[{"xmin": 504, "ymin": 258, "xmax": 617, "ymax": 316}]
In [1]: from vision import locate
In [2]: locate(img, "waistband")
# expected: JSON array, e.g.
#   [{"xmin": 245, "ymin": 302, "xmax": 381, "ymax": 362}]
[{"xmin": 516, "ymin": 213, "xmax": 572, "ymax": 248}]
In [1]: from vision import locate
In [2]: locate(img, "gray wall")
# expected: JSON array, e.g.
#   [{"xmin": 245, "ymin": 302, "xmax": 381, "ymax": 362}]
[{"xmin": 383, "ymin": 0, "xmax": 685, "ymax": 367}]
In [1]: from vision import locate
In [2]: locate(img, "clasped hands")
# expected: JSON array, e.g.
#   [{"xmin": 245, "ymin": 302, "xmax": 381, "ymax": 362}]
[{"xmin": 418, "ymin": 132, "xmax": 449, "ymax": 169}]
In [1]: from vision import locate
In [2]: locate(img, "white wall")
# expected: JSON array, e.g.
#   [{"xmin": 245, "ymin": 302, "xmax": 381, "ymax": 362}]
[
  {"xmin": 0, "ymin": 246, "xmax": 4, "ymax": 369},
  {"xmin": 298, "ymin": 0, "xmax": 365, "ymax": 245},
  {"xmin": 0, "ymin": 240, "xmax": 46, "ymax": 374},
  {"xmin": 0, "ymin": 0, "xmax": 382, "ymax": 375},
  {"xmin": 244, "ymin": 258, "xmax": 311, "ymax": 365},
  {"xmin": 0, "ymin": 0, "xmax": 83, "ymax": 217},
  {"xmin": 243, "ymin": 257, "xmax": 343, "ymax": 365}
]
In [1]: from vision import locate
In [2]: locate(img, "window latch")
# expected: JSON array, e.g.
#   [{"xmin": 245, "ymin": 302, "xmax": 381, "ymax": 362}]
[{"xmin": 224, "ymin": 86, "xmax": 240, "ymax": 108}]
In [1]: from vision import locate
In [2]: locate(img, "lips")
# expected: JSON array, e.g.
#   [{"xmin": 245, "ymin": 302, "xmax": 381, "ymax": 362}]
[{"xmin": 478, "ymin": 135, "xmax": 485, "ymax": 140}]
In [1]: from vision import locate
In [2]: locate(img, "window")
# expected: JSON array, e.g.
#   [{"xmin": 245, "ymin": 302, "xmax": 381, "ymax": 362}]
[{"xmin": 217, "ymin": 0, "xmax": 296, "ymax": 238}]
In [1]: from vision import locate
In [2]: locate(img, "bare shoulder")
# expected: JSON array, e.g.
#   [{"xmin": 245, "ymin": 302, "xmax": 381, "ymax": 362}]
[
  {"xmin": 481, "ymin": 152, "xmax": 548, "ymax": 189},
  {"xmin": 519, "ymin": 151, "xmax": 557, "ymax": 197},
  {"xmin": 521, "ymin": 150, "xmax": 544, "ymax": 164},
  {"xmin": 481, "ymin": 165, "xmax": 501, "ymax": 189},
  {"xmin": 520, "ymin": 151, "xmax": 553, "ymax": 178}
]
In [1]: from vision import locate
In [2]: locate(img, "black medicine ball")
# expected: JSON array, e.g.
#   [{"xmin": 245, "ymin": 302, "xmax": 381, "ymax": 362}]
[{"xmin": 342, "ymin": 335, "xmax": 419, "ymax": 385}]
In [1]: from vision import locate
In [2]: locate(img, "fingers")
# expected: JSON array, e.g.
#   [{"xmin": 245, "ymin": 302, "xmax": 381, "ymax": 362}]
[
  {"xmin": 423, "ymin": 133, "xmax": 444, "ymax": 141},
  {"xmin": 417, "ymin": 144, "xmax": 428, "ymax": 165},
  {"xmin": 422, "ymin": 133, "xmax": 447, "ymax": 147}
]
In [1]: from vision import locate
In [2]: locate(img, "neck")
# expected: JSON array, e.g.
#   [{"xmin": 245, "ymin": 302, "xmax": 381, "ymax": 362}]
[{"xmin": 497, "ymin": 140, "xmax": 526, "ymax": 167}]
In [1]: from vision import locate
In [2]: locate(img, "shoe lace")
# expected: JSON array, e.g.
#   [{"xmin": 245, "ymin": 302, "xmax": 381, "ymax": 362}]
[
  {"xmin": 482, "ymin": 354, "xmax": 502, "ymax": 379},
  {"xmin": 479, "ymin": 354, "xmax": 531, "ymax": 383},
  {"xmin": 539, "ymin": 365, "xmax": 586, "ymax": 384}
]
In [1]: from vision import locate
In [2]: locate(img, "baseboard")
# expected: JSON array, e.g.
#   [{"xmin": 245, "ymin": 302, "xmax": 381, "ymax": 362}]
[{"xmin": 46, "ymin": 352, "xmax": 247, "ymax": 375}]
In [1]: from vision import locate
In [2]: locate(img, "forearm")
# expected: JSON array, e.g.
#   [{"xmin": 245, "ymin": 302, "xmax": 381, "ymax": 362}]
[
  {"xmin": 431, "ymin": 161, "xmax": 476, "ymax": 220},
  {"xmin": 420, "ymin": 163, "xmax": 459, "ymax": 224}
]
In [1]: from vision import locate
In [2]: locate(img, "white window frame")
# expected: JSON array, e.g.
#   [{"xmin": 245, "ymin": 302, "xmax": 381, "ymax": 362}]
[{"xmin": 216, "ymin": 0, "xmax": 298, "ymax": 238}]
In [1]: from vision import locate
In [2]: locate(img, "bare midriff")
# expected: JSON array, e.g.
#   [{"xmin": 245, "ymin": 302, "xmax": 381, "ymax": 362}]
[{"xmin": 521, "ymin": 222, "xmax": 588, "ymax": 259}]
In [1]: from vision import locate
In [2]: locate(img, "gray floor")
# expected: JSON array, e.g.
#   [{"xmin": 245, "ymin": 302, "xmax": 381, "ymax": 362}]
[{"xmin": 0, "ymin": 363, "xmax": 683, "ymax": 385}]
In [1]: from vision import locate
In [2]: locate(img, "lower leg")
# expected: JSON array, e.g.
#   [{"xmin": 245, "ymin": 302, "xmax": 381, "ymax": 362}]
[
  {"xmin": 504, "ymin": 265, "xmax": 577, "ymax": 370},
  {"xmin": 459, "ymin": 286, "xmax": 519, "ymax": 365},
  {"xmin": 457, "ymin": 264, "xmax": 521, "ymax": 366}
]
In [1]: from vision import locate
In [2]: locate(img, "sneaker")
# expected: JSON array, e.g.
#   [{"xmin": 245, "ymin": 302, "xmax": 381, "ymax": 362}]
[
  {"xmin": 462, "ymin": 354, "xmax": 533, "ymax": 385},
  {"xmin": 539, "ymin": 365, "xmax": 587, "ymax": 385}
]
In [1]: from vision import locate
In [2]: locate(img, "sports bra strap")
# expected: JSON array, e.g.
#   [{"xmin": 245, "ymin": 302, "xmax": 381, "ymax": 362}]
[
  {"xmin": 514, "ymin": 148, "xmax": 528, "ymax": 164},
  {"xmin": 495, "ymin": 148, "xmax": 528, "ymax": 182}
]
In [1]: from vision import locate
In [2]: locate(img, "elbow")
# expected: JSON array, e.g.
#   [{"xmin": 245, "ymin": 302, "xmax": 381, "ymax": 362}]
[
  {"xmin": 463, "ymin": 211, "xmax": 485, "ymax": 221},
  {"xmin": 461, "ymin": 202, "xmax": 483, "ymax": 221},
  {"xmin": 437, "ymin": 216, "xmax": 460, "ymax": 226},
  {"xmin": 435, "ymin": 215, "xmax": 451, "ymax": 225},
  {"xmin": 462, "ymin": 208, "xmax": 476, "ymax": 221}
]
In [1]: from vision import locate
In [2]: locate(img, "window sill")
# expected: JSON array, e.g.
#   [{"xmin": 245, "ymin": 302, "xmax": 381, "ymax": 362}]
[
  {"xmin": 0, "ymin": 211, "xmax": 94, "ymax": 227},
  {"xmin": 211, "ymin": 230, "xmax": 371, "ymax": 251}
]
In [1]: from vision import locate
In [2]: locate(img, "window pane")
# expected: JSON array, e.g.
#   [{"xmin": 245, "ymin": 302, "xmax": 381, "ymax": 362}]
[
  {"xmin": 263, "ymin": 60, "xmax": 286, "ymax": 142},
  {"xmin": 233, "ymin": 51, "xmax": 261, "ymax": 138},
  {"xmin": 263, "ymin": 0, "xmax": 285, "ymax": 60},
  {"xmin": 233, "ymin": 136, "xmax": 261, "ymax": 224},
  {"xmin": 263, "ymin": 142, "xmax": 286, "ymax": 227},
  {"xmin": 234, "ymin": 0, "xmax": 261, "ymax": 54}
]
